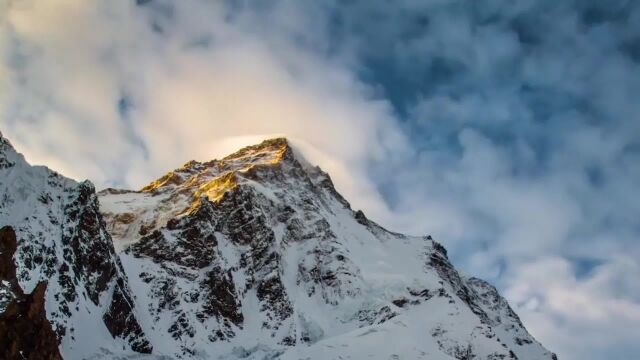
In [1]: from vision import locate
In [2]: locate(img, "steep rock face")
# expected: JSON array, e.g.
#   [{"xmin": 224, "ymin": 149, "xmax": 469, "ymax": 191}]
[
  {"xmin": 100, "ymin": 138, "xmax": 557, "ymax": 359},
  {"xmin": 0, "ymin": 133, "xmax": 151, "ymax": 358},
  {"xmin": 0, "ymin": 226, "xmax": 62, "ymax": 360}
]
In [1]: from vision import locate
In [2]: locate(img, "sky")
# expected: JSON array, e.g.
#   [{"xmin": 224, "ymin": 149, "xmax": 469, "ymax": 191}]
[{"xmin": 1, "ymin": 1, "xmax": 639, "ymax": 358}]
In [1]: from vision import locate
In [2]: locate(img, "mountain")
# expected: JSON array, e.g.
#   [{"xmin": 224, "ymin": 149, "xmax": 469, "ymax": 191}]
[
  {"xmin": 0, "ymin": 133, "xmax": 557, "ymax": 359},
  {"xmin": 0, "ymin": 133, "xmax": 150, "ymax": 359}
]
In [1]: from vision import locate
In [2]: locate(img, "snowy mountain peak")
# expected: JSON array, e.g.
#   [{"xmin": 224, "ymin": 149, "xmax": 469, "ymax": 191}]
[
  {"xmin": 221, "ymin": 137, "xmax": 292, "ymax": 165},
  {"xmin": 1, "ymin": 133, "xmax": 557, "ymax": 359},
  {"xmin": 140, "ymin": 137, "xmax": 293, "ymax": 194},
  {"xmin": 96, "ymin": 137, "xmax": 557, "ymax": 359},
  {"xmin": 102, "ymin": 137, "xmax": 324, "ymax": 248}
]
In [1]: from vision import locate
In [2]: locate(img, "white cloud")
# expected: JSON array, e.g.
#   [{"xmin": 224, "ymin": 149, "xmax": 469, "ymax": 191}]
[
  {"xmin": 506, "ymin": 257, "xmax": 640, "ymax": 360},
  {"xmin": 0, "ymin": 0, "xmax": 406, "ymax": 222}
]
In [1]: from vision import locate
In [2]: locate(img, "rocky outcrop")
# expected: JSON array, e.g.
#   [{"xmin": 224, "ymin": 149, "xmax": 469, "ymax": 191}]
[{"xmin": 0, "ymin": 226, "xmax": 63, "ymax": 360}]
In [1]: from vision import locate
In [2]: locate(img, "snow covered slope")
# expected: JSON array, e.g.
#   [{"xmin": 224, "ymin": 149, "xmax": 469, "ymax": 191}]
[
  {"xmin": 0, "ymin": 132, "xmax": 151, "ymax": 358},
  {"xmin": 99, "ymin": 138, "xmax": 557, "ymax": 360}
]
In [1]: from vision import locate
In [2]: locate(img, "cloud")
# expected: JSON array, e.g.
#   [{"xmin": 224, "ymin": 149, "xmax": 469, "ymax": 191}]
[
  {"xmin": 0, "ymin": 0, "xmax": 406, "ymax": 218},
  {"xmin": 506, "ymin": 257, "xmax": 640, "ymax": 360},
  {"xmin": 2, "ymin": 1, "xmax": 640, "ymax": 358}
]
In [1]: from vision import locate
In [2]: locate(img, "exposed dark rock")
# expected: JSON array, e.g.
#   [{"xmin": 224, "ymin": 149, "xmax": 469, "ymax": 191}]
[
  {"xmin": 200, "ymin": 267, "xmax": 243, "ymax": 327},
  {"xmin": 103, "ymin": 278, "xmax": 153, "ymax": 353},
  {"xmin": 354, "ymin": 210, "xmax": 368, "ymax": 225},
  {"xmin": 0, "ymin": 226, "xmax": 63, "ymax": 360},
  {"xmin": 62, "ymin": 180, "xmax": 116, "ymax": 305},
  {"xmin": 0, "ymin": 135, "xmax": 16, "ymax": 169},
  {"xmin": 427, "ymin": 245, "xmax": 491, "ymax": 325},
  {"xmin": 392, "ymin": 298, "xmax": 409, "ymax": 308},
  {"xmin": 256, "ymin": 275, "xmax": 293, "ymax": 326}
]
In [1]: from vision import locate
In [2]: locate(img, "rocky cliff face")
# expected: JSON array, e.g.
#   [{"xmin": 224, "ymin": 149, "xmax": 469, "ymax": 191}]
[
  {"xmin": 0, "ymin": 133, "xmax": 151, "ymax": 358},
  {"xmin": 0, "ymin": 226, "xmax": 62, "ymax": 360},
  {"xmin": 97, "ymin": 138, "xmax": 557, "ymax": 360}
]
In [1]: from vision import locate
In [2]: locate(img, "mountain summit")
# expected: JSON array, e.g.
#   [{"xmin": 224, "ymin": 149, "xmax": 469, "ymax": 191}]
[
  {"xmin": 1, "ymin": 134, "xmax": 557, "ymax": 359},
  {"xmin": 139, "ymin": 137, "xmax": 293, "ymax": 194}
]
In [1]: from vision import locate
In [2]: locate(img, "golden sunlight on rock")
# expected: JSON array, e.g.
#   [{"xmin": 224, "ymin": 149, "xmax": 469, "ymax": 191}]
[
  {"xmin": 140, "ymin": 171, "xmax": 184, "ymax": 192},
  {"xmin": 195, "ymin": 172, "xmax": 239, "ymax": 203}
]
